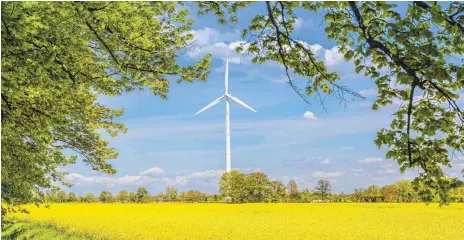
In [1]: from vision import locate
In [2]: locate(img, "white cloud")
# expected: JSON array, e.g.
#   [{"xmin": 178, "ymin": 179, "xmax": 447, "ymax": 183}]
[
  {"xmin": 323, "ymin": 46, "xmax": 344, "ymax": 66},
  {"xmin": 296, "ymin": 41, "xmax": 323, "ymax": 56},
  {"xmin": 359, "ymin": 88, "xmax": 377, "ymax": 97},
  {"xmin": 359, "ymin": 102, "xmax": 372, "ymax": 107},
  {"xmin": 289, "ymin": 42, "xmax": 347, "ymax": 70},
  {"xmin": 189, "ymin": 28, "xmax": 221, "ymax": 46},
  {"xmin": 187, "ymin": 27, "xmax": 249, "ymax": 63},
  {"xmin": 294, "ymin": 18, "xmax": 304, "ymax": 29},
  {"xmin": 320, "ymin": 158, "xmax": 331, "ymax": 165},
  {"xmin": 454, "ymin": 163, "xmax": 464, "ymax": 169},
  {"xmin": 188, "ymin": 41, "xmax": 250, "ymax": 63},
  {"xmin": 65, "ymin": 168, "xmax": 225, "ymax": 188},
  {"xmin": 380, "ymin": 164, "xmax": 395, "ymax": 169},
  {"xmin": 370, "ymin": 176, "xmax": 389, "ymax": 182},
  {"xmin": 310, "ymin": 44, "xmax": 324, "ymax": 55},
  {"xmin": 448, "ymin": 172, "xmax": 460, "ymax": 178},
  {"xmin": 162, "ymin": 176, "xmax": 189, "ymax": 186},
  {"xmin": 357, "ymin": 157, "xmax": 383, "ymax": 164},
  {"xmin": 190, "ymin": 169, "xmax": 224, "ymax": 178},
  {"xmin": 377, "ymin": 169, "xmax": 396, "ymax": 174},
  {"xmin": 272, "ymin": 77, "xmax": 289, "ymax": 83},
  {"xmin": 188, "ymin": 27, "xmax": 239, "ymax": 46},
  {"xmin": 57, "ymin": 167, "xmax": 68, "ymax": 172},
  {"xmin": 139, "ymin": 167, "xmax": 164, "ymax": 176},
  {"xmin": 312, "ymin": 171, "xmax": 345, "ymax": 178},
  {"xmin": 293, "ymin": 18, "xmax": 314, "ymax": 30},
  {"xmin": 303, "ymin": 111, "xmax": 318, "ymax": 120},
  {"xmin": 351, "ymin": 169, "xmax": 365, "ymax": 172},
  {"xmin": 240, "ymin": 167, "xmax": 262, "ymax": 173},
  {"xmin": 65, "ymin": 173, "xmax": 159, "ymax": 187}
]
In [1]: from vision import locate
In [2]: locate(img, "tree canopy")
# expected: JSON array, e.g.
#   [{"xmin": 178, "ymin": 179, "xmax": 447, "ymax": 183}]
[
  {"xmin": 197, "ymin": 1, "xmax": 464, "ymax": 204},
  {"xmin": 314, "ymin": 180, "xmax": 332, "ymax": 199},
  {"xmin": 136, "ymin": 186, "xmax": 149, "ymax": 203},
  {"xmin": 1, "ymin": 2, "xmax": 211, "ymax": 205},
  {"xmin": 116, "ymin": 190, "xmax": 129, "ymax": 203},
  {"xmin": 99, "ymin": 191, "xmax": 113, "ymax": 203},
  {"xmin": 220, "ymin": 170, "xmax": 277, "ymax": 203},
  {"xmin": 287, "ymin": 179, "xmax": 300, "ymax": 199}
]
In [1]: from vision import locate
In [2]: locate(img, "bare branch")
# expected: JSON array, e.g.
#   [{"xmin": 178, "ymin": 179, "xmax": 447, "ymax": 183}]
[{"xmin": 266, "ymin": 2, "xmax": 364, "ymax": 106}]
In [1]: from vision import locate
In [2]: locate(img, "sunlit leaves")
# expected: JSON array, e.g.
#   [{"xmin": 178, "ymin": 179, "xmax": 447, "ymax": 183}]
[
  {"xmin": 1, "ymin": 2, "xmax": 212, "ymax": 205},
  {"xmin": 314, "ymin": 1, "xmax": 464, "ymax": 204}
]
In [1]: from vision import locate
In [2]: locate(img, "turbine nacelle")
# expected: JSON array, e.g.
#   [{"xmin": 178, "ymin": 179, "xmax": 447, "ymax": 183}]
[
  {"xmin": 195, "ymin": 93, "xmax": 256, "ymax": 114},
  {"xmin": 195, "ymin": 94, "xmax": 256, "ymax": 115},
  {"xmin": 196, "ymin": 59, "xmax": 256, "ymax": 115}
]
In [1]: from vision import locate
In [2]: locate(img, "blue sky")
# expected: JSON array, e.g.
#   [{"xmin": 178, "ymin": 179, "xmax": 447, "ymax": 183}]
[{"xmin": 62, "ymin": 2, "xmax": 464, "ymax": 196}]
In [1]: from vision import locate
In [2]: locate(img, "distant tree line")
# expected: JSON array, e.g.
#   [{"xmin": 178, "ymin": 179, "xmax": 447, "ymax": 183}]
[
  {"xmin": 44, "ymin": 186, "xmax": 219, "ymax": 204},
  {"xmin": 218, "ymin": 170, "xmax": 464, "ymax": 203},
  {"xmin": 44, "ymin": 171, "xmax": 464, "ymax": 204}
]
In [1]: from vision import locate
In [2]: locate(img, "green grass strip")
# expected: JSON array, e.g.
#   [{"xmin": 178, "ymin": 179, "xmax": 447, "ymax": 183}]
[{"xmin": 2, "ymin": 218, "xmax": 94, "ymax": 240}]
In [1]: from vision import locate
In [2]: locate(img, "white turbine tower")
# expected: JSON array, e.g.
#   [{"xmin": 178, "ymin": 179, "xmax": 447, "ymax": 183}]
[{"xmin": 196, "ymin": 59, "xmax": 256, "ymax": 173}]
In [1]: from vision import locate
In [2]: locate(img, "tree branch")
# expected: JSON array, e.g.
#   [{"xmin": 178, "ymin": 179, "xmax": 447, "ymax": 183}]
[
  {"xmin": 415, "ymin": 1, "xmax": 464, "ymax": 33},
  {"xmin": 1, "ymin": 17, "xmax": 11, "ymax": 36},
  {"xmin": 349, "ymin": 1, "xmax": 464, "ymax": 169},
  {"xmin": 265, "ymin": 1, "xmax": 311, "ymax": 105},
  {"xmin": 86, "ymin": 2, "xmax": 114, "ymax": 13},
  {"xmin": 266, "ymin": 2, "xmax": 363, "ymax": 106},
  {"xmin": 84, "ymin": 21, "xmax": 121, "ymax": 66},
  {"xmin": 407, "ymin": 83, "xmax": 416, "ymax": 166}
]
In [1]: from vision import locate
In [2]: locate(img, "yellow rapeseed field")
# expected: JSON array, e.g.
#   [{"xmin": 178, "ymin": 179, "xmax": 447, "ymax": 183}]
[{"xmin": 8, "ymin": 203, "xmax": 464, "ymax": 240}]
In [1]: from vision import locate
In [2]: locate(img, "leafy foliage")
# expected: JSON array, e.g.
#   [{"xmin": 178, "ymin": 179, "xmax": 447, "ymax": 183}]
[
  {"xmin": 67, "ymin": 192, "xmax": 77, "ymax": 202},
  {"xmin": 165, "ymin": 186, "xmax": 179, "ymax": 202},
  {"xmin": 286, "ymin": 179, "xmax": 300, "ymax": 199},
  {"xmin": 99, "ymin": 191, "xmax": 113, "ymax": 203},
  {"xmin": 1, "ymin": 2, "xmax": 212, "ymax": 205},
  {"xmin": 219, "ymin": 170, "xmax": 247, "ymax": 203},
  {"xmin": 84, "ymin": 193, "xmax": 95, "ymax": 203},
  {"xmin": 129, "ymin": 192, "xmax": 137, "ymax": 203},
  {"xmin": 220, "ymin": 170, "xmax": 285, "ymax": 203},
  {"xmin": 179, "ymin": 190, "xmax": 208, "ymax": 202},
  {"xmin": 116, "ymin": 190, "xmax": 129, "ymax": 203},
  {"xmin": 270, "ymin": 181, "xmax": 287, "ymax": 202},
  {"xmin": 136, "ymin": 187, "xmax": 149, "ymax": 203},
  {"xmin": 314, "ymin": 180, "xmax": 332, "ymax": 199}
]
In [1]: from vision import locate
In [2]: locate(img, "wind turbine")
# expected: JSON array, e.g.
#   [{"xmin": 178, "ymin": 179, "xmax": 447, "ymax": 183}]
[{"xmin": 196, "ymin": 59, "xmax": 256, "ymax": 173}]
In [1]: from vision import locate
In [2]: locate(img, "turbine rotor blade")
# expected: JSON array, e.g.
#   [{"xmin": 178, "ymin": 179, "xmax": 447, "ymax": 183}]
[
  {"xmin": 195, "ymin": 96, "xmax": 225, "ymax": 115},
  {"xmin": 228, "ymin": 95, "xmax": 257, "ymax": 112},
  {"xmin": 225, "ymin": 59, "xmax": 229, "ymax": 93}
]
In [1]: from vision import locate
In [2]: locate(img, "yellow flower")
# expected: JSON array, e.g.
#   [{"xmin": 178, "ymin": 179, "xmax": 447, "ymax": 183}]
[{"xmin": 9, "ymin": 203, "xmax": 464, "ymax": 240}]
